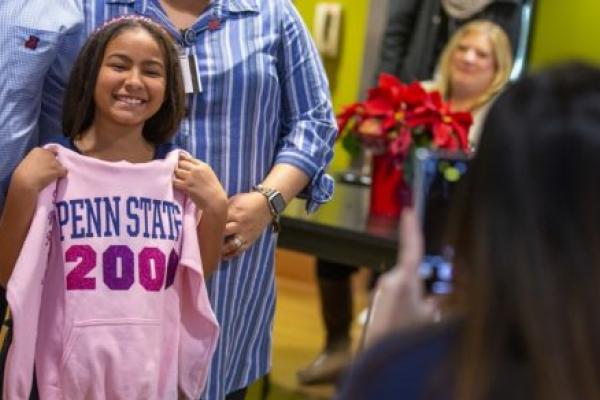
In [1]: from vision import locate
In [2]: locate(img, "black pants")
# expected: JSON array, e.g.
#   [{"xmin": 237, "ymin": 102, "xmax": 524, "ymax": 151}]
[
  {"xmin": 225, "ymin": 387, "xmax": 248, "ymax": 400},
  {"xmin": 317, "ymin": 259, "xmax": 358, "ymax": 280}
]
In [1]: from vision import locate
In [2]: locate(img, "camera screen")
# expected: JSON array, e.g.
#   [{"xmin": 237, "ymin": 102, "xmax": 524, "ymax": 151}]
[{"xmin": 417, "ymin": 154, "xmax": 469, "ymax": 295}]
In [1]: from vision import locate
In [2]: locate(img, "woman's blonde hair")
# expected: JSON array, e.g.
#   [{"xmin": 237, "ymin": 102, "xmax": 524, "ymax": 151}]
[{"xmin": 436, "ymin": 20, "xmax": 513, "ymax": 111}]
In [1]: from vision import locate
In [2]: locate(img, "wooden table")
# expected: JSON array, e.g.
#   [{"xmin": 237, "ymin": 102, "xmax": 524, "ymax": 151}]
[{"xmin": 277, "ymin": 182, "xmax": 399, "ymax": 271}]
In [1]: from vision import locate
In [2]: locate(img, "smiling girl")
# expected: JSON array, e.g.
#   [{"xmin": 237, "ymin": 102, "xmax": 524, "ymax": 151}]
[{"xmin": 1, "ymin": 16, "xmax": 224, "ymax": 399}]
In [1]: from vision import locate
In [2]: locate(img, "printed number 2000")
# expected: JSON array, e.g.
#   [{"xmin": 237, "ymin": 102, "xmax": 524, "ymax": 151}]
[{"xmin": 65, "ymin": 245, "xmax": 179, "ymax": 291}]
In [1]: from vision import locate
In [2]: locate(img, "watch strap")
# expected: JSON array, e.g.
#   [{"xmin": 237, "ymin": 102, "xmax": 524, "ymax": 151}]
[{"xmin": 252, "ymin": 184, "xmax": 283, "ymax": 232}]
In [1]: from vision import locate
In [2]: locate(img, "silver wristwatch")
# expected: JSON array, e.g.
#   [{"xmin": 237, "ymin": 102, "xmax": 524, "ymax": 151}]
[{"xmin": 252, "ymin": 184, "xmax": 286, "ymax": 232}]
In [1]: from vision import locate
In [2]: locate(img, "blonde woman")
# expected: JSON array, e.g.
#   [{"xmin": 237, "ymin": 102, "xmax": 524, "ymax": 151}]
[{"xmin": 427, "ymin": 20, "xmax": 513, "ymax": 148}]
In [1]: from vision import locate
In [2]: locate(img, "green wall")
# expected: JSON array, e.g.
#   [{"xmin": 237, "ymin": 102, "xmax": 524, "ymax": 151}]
[
  {"xmin": 295, "ymin": 0, "xmax": 600, "ymax": 171},
  {"xmin": 529, "ymin": 0, "xmax": 600, "ymax": 68},
  {"xmin": 295, "ymin": 0, "xmax": 370, "ymax": 170}
]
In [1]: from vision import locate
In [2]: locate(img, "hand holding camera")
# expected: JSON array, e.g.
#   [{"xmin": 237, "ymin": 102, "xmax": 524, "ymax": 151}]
[
  {"xmin": 364, "ymin": 150, "xmax": 469, "ymax": 347},
  {"xmin": 364, "ymin": 209, "xmax": 438, "ymax": 348}
]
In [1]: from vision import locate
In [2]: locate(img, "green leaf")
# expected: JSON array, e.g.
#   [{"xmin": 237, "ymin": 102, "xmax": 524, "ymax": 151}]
[{"xmin": 341, "ymin": 133, "xmax": 361, "ymax": 158}]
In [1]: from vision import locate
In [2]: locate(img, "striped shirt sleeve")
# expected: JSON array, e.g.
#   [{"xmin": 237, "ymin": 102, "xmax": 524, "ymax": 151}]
[{"xmin": 275, "ymin": 0, "xmax": 337, "ymax": 213}]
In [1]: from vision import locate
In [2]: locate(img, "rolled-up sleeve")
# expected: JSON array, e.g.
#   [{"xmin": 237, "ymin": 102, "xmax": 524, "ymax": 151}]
[{"xmin": 275, "ymin": 0, "xmax": 337, "ymax": 213}]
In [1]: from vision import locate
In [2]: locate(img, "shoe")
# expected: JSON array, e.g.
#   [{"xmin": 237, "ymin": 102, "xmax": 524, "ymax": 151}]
[{"xmin": 296, "ymin": 347, "xmax": 352, "ymax": 385}]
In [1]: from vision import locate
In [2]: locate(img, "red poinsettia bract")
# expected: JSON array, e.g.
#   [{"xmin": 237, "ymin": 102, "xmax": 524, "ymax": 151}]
[
  {"xmin": 336, "ymin": 73, "xmax": 472, "ymax": 164},
  {"xmin": 405, "ymin": 91, "xmax": 472, "ymax": 151}
]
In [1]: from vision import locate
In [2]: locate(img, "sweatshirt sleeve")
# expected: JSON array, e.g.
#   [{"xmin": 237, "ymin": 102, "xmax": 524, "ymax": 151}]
[
  {"xmin": 3, "ymin": 182, "xmax": 56, "ymax": 399},
  {"xmin": 177, "ymin": 196, "xmax": 219, "ymax": 399}
]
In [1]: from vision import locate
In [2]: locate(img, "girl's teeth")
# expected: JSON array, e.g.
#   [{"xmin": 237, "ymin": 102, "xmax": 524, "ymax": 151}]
[{"xmin": 118, "ymin": 96, "xmax": 143, "ymax": 105}]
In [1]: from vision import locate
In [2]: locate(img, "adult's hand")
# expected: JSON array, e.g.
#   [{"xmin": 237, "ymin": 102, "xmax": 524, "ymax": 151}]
[
  {"xmin": 364, "ymin": 208, "xmax": 438, "ymax": 348},
  {"xmin": 221, "ymin": 191, "xmax": 272, "ymax": 260},
  {"xmin": 221, "ymin": 164, "xmax": 310, "ymax": 260}
]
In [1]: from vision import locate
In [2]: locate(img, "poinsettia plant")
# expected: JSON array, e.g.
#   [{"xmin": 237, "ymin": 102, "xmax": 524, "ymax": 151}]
[{"xmin": 337, "ymin": 73, "xmax": 473, "ymax": 171}]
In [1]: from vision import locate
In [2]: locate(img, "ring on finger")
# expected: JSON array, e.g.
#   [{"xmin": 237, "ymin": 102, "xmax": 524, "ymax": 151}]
[{"xmin": 232, "ymin": 236, "xmax": 243, "ymax": 249}]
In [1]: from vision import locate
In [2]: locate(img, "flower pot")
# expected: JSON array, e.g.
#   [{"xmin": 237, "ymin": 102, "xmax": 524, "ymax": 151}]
[{"xmin": 369, "ymin": 153, "xmax": 410, "ymax": 218}]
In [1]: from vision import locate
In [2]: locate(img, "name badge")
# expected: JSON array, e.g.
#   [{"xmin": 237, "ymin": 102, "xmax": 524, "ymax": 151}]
[{"xmin": 179, "ymin": 53, "xmax": 202, "ymax": 94}]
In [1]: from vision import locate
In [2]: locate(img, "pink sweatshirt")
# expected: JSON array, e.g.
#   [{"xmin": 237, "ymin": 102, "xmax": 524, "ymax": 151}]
[{"xmin": 4, "ymin": 144, "xmax": 219, "ymax": 399}]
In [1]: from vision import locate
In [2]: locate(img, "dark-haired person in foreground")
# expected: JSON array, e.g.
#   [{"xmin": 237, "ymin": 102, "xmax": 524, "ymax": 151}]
[{"xmin": 337, "ymin": 63, "xmax": 600, "ymax": 400}]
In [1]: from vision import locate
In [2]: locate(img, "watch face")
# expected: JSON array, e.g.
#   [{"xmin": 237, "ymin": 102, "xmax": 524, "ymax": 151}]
[{"xmin": 270, "ymin": 193, "xmax": 286, "ymax": 214}]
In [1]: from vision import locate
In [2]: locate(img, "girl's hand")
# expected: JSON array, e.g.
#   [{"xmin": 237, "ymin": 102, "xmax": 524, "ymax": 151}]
[
  {"xmin": 221, "ymin": 192, "xmax": 273, "ymax": 260},
  {"xmin": 11, "ymin": 148, "xmax": 67, "ymax": 194},
  {"xmin": 173, "ymin": 155, "xmax": 227, "ymax": 276},
  {"xmin": 0, "ymin": 148, "xmax": 66, "ymax": 286},
  {"xmin": 173, "ymin": 155, "xmax": 227, "ymax": 210},
  {"xmin": 364, "ymin": 209, "xmax": 438, "ymax": 348}
]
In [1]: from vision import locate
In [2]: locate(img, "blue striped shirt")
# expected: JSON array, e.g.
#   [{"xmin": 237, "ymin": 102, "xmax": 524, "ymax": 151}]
[{"xmin": 0, "ymin": 0, "xmax": 336, "ymax": 398}]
